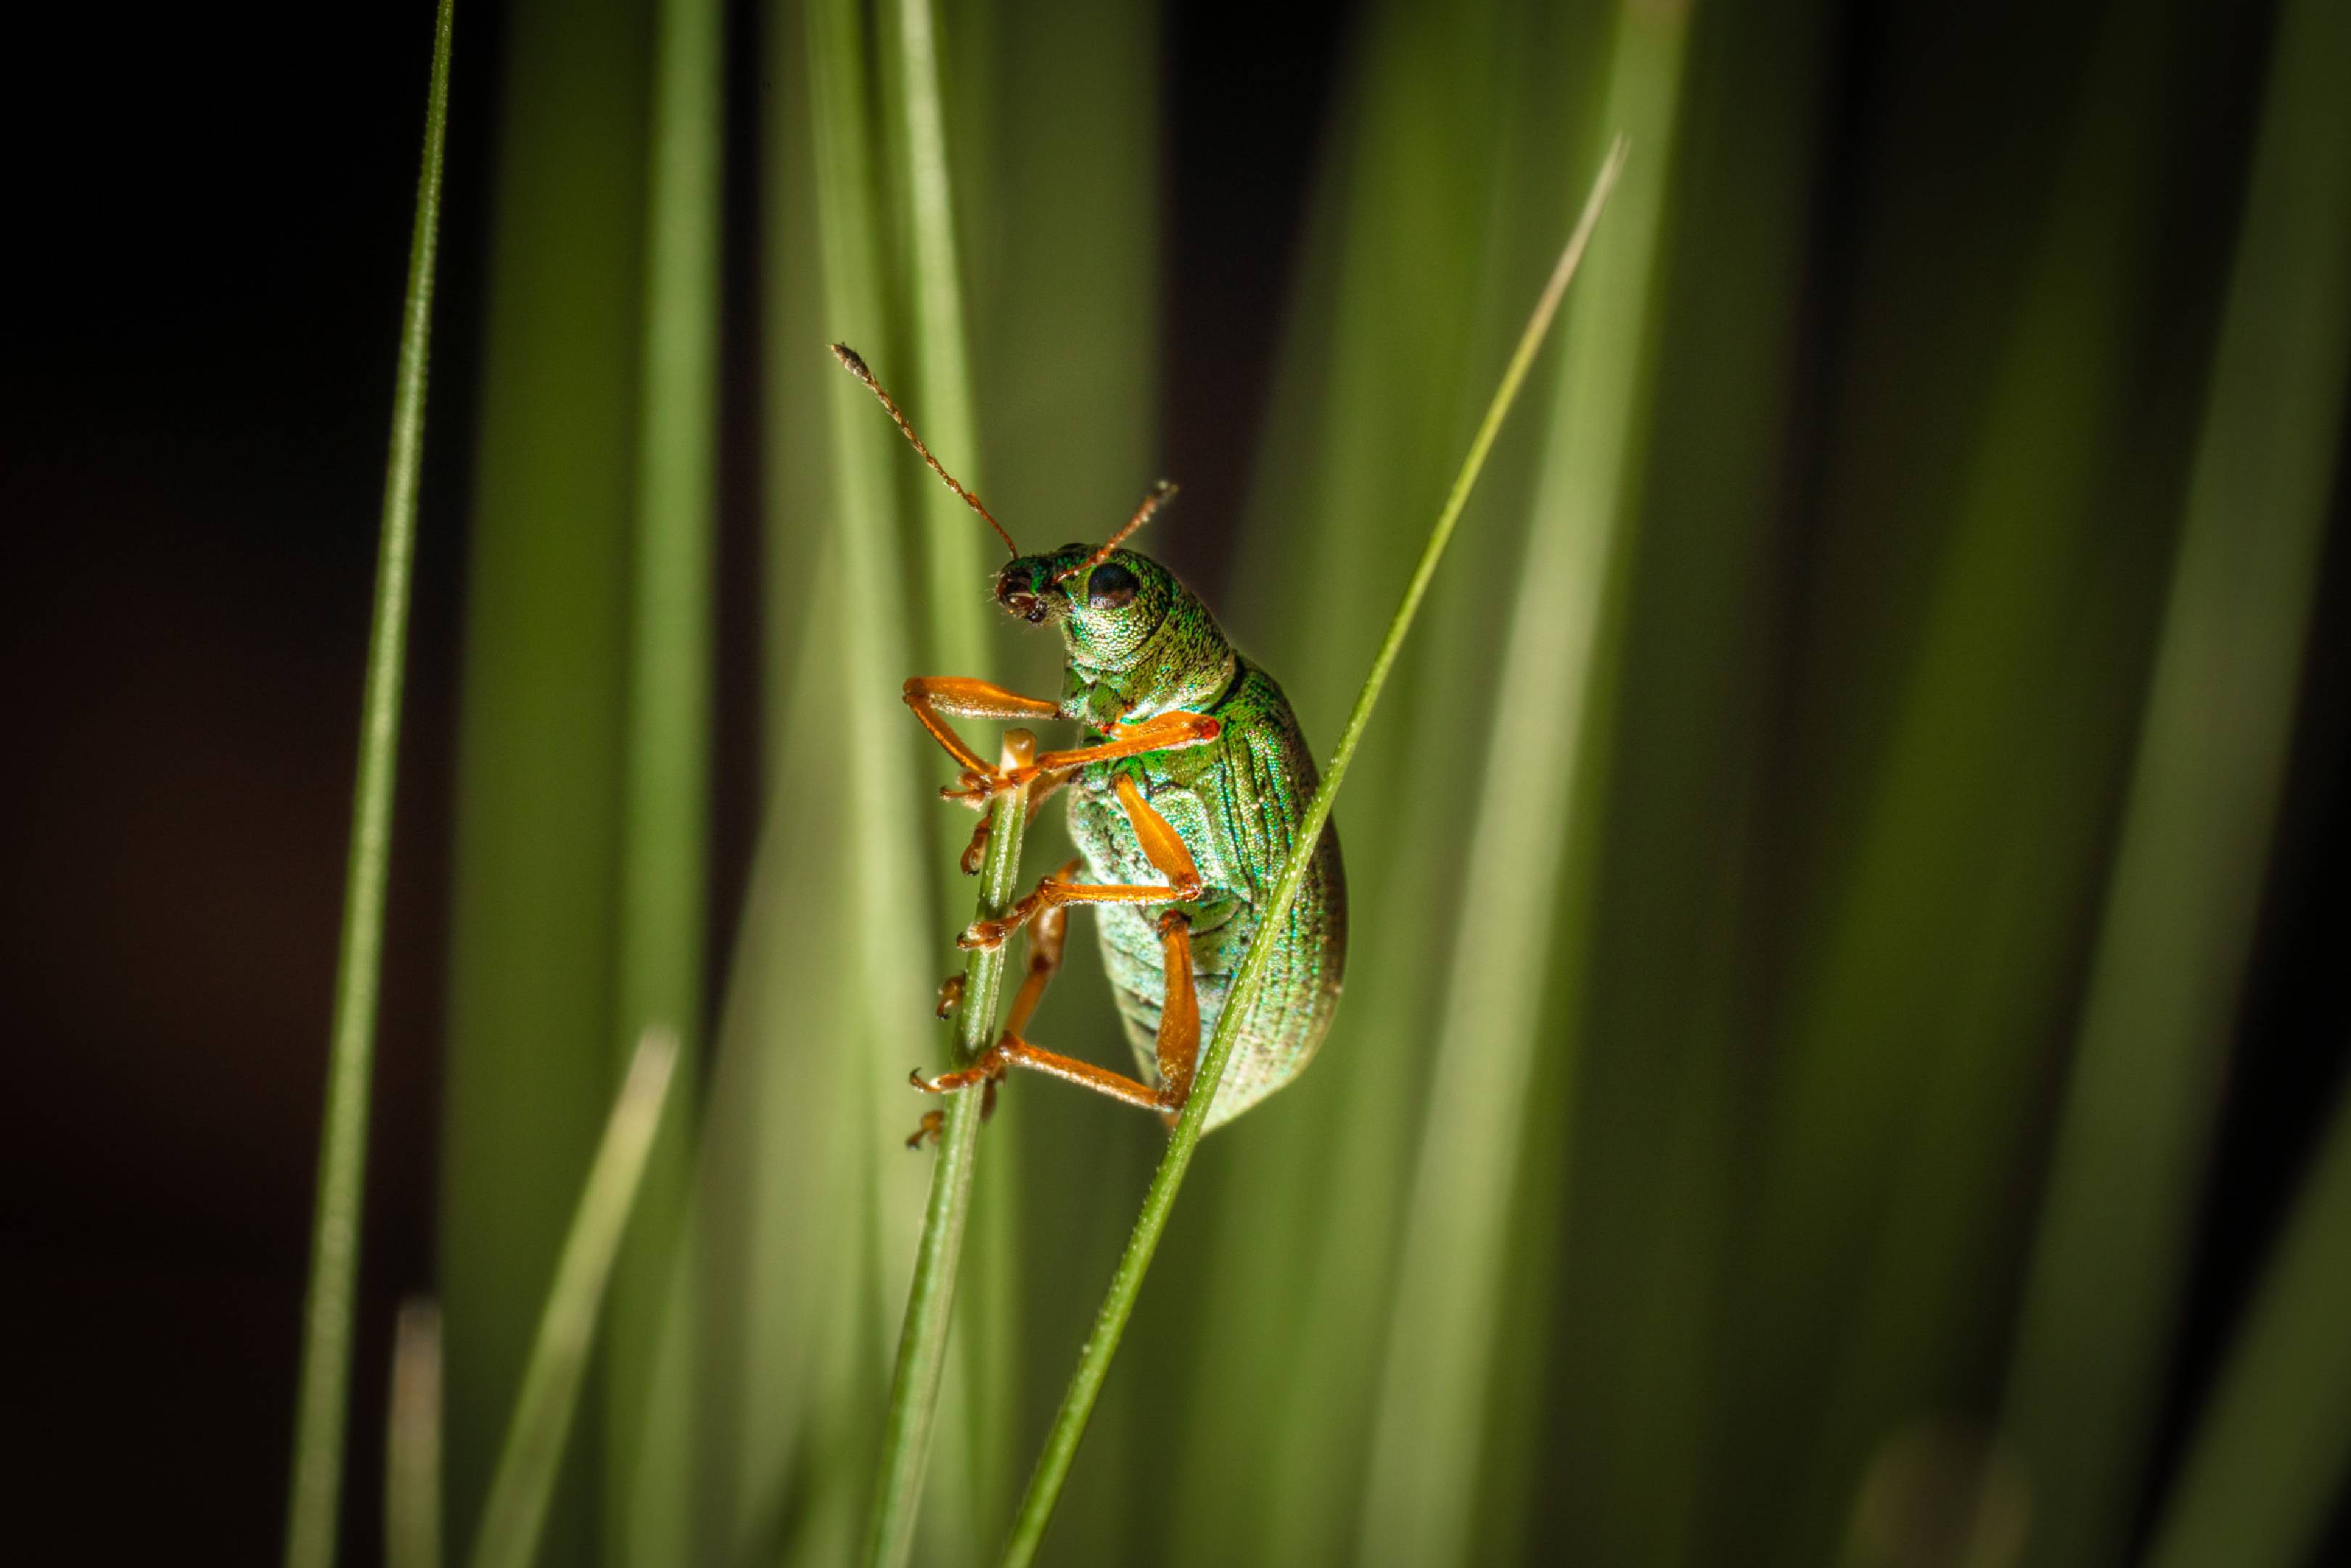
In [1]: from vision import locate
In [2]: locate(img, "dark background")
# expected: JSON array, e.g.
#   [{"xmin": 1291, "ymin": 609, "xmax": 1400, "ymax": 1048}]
[{"xmin": 2, "ymin": 1, "xmax": 2342, "ymax": 1562}]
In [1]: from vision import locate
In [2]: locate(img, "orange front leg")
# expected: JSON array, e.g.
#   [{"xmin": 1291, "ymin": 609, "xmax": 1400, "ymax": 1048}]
[
  {"xmin": 903, "ymin": 676, "xmax": 1062, "ymax": 777},
  {"xmin": 940, "ymin": 710, "xmax": 1222, "ymax": 808}
]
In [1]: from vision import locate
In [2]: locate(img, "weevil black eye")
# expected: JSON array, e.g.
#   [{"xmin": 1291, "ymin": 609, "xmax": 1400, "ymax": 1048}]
[{"xmin": 1086, "ymin": 562, "xmax": 1138, "ymax": 611}]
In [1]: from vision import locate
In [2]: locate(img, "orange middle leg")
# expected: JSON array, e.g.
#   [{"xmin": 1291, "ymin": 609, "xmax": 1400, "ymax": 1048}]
[
  {"xmin": 959, "ymin": 774, "xmax": 1205, "ymax": 951},
  {"xmin": 907, "ymin": 880, "xmax": 1078, "ymax": 1148},
  {"xmin": 915, "ymin": 910, "xmax": 1202, "ymax": 1120}
]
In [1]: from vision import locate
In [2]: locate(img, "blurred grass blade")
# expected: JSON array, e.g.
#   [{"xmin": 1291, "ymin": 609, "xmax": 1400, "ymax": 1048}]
[
  {"xmin": 1997, "ymin": 0, "xmax": 2351, "ymax": 1559},
  {"xmin": 998, "ymin": 157, "xmax": 1623, "ymax": 1568},
  {"xmin": 2143, "ymin": 1067, "xmax": 2351, "ymax": 1568},
  {"xmin": 1358, "ymin": 27, "xmax": 1672, "ymax": 1568},
  {"xmin": 607, "ymin": 0, "xmax": 723, "ymax": 1549},
  {"xmin": 471, "ymin": 1030, "xmax": 683, "ymax": 1568},
  {"xmin": 865, "ymin": 763, "xmax": 1032, "ymax": 1568},
  {"xmin": 440, "ymin": 0, "xmax": 652, "ymax": 1551},
  {"xmin": 894, "ymin": 0, "xmax": 990, "ymax": 681},
  {"xmin": 387, "ymin": 1300, "xmax": 445, "ymax": 1568},
  {"xmin": 283, "ymin": 4, "xmax": 454, "ymax": 1564},
  {"xmin": 1172, "ymin": 7, "xmax": 1603, "ymax": 1556},
  {"xmin": 1712, "ymin": 7, "xmax": 2200, "ymax": 1559}
]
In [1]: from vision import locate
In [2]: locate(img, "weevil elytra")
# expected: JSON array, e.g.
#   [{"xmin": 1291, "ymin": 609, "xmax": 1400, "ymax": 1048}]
[{"xmin": 832, "ymin": 344, "xmax": 1347, "ymax": 1136}]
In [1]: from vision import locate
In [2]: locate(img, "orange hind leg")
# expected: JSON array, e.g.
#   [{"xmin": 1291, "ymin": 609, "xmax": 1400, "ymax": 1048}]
[{"xmin": 914, "ymin": 911, "xmax": 1200, "ymax": 1125}]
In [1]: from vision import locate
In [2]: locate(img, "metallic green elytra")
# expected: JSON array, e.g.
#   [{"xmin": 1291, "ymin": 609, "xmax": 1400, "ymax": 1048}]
[
  {"xmin": 1005, "ymin": 543, "xmax": 1347, "ymax": 1128},
  {"xmin": 832, "ymin": 340, "xmax": 1345, "ymax": 1133}
]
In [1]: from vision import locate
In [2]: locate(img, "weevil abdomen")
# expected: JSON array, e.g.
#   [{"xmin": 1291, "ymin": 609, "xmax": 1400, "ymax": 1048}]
[{"xmin": 1067, "ymin": 658, "xmax": 1347, "ymax": 1129}]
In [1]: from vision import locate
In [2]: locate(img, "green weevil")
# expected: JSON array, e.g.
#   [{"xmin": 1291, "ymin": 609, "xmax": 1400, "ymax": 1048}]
[{"xmin": 832, "ymin": 344, "xmax": 1347, "ymax": 1136}]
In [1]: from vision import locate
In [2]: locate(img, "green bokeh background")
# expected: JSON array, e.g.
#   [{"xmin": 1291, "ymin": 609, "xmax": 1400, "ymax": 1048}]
[
  {"xmin": 435, "ymin": 0, "xmax": 2351, "ymax": 1563},
  {"xmin": 12, "ymin": 0, "xmax": 2339, "ymax": 1564}
]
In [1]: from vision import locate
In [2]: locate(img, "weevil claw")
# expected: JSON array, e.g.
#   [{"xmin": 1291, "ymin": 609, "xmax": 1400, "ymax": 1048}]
[{"xmin": 935, "ymin": 974, "xmax": 966, "ymax": 1018}]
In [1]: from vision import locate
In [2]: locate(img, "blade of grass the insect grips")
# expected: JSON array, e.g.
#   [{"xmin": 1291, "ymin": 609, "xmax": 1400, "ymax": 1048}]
[
  {"xmin": 997, "ymin": 160, "xmax": 1625, "ymax": 1568},
  {"xmin": 1358, "ymin": 22, "xmax": 1669, "ymax": 1568},
  {"xmin": 879, "ymin": 3, "xmax": 1019, "ymax": 1553},
  {"xmin": 2000, "ymin": 3, "xmax": 2351, "ymax": 1561},
  {"xmin": 1489, "ymin": 4, "xmax": 1831, "ymax": 1560},
  {"xmin": 440, "ymin": 0, "xmax": 652, "ymax": 1555},
  {"xmin": 1171, "ymin": 4, "xmax": 1556, "ymax": 1556},
  {"xmin": 387, "ymin": 1300, "xmax": 445, "ymax": 1568},
  {"xmin": 1715, "ymin": 8, "xmax": 2199, "ymax": 1561},
  {"xmin": 283, "ymin": 7, "xmax": 452, "ymax": 1565},
  {"xmin": 2144, "ymin": 1062, "xmax": 2351, "ymax": 1568},
  {"xmin": 808, "ymin": 0, "xmax": 961, "ymax": 1548},
  {"xmin": 470, "ymin": 1033, "xmax": 681, "ymax": 1568},
  {"xmin": 607, "ymin": 0, "xmax": 723, "ymax": 1553},
  {"xmin": 866, "ymin": 775, "xmax": 1030, "ymax": 1568}
]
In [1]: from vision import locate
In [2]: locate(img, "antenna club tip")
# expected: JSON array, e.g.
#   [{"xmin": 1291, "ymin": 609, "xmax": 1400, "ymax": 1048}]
[{"xmin": 829, "ymin": 342, "xmax": 873, "ymax": 381}]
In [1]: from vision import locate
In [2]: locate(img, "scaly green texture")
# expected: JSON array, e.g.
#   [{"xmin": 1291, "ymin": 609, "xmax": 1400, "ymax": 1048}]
[
  {"xmin": 471, "ymin": 1033, "xmax": 682, "ymax": 1568},
  {"xmin": 283, "ymin": 5, "xmax": 453, "ymax": 1562},
  {"xmin": 998, "ymin": 153, "xmax": 1622, "ymax": 1568},
  {"xmin": 1998, "ymin": 0, "xmax": 2351, "ymax": 1558},
  {"xmin": 990, "ymin": 543, "xmax": 1347, "ymax": 1128}
]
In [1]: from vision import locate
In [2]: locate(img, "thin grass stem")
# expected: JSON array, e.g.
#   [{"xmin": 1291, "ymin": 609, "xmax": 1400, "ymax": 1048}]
[
  {"xmin": 282, "ymin": 5, "xmax": 454, "ymax": 1563},
  {"xmin": 386, "ymin": 1300, "xmax": 445, "ymax": 1568},
  {"xmin": 1361, "ymin": 24, "xmax": 1681, "ymax": 1557},
  {"xmin": 889, "ymin": 2, "xmax": 1022, "ymax": 1547},
  {"xmin": 864, "ymin": 744, "xmax": 1034, "ymax": 1568},
  {"xmin": 996, "ymin": 140, "xmax": 1626, "ymax": 1568},
  {"xmin": 469, "ymin": 1030, "xmax": 683, "ymax": 1568}
]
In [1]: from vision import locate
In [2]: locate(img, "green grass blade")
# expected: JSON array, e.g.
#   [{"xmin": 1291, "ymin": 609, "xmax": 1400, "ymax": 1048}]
[
  {"xmin": 439, "ymin": 0, "xmax": 650, "ymax": 1550},
  {"xmin": 996, "ymin": 152, "xmax": 1625, "ymax": 1568},
  {"xmin": 884, "ymin": 4, "xmax": 1022, "ymax": 1551},
  {"xmin": 1998, "ymin": 0, "xmax": 2351, "ymax": 1557},
  {"xmin": 894, "ymin": 0, "xmax": 991, "ymax": 681},
  {"xmin": 469, "ymin": 1030, "xmax": 684, "ymax": 1568},
  {"xmin": 865, "ymin": 763, "xmax": 1032, "ymax": 1568},
  {"xmin": 1171, "ymin": 8, "xmax": 1599, "ymax": 1553},
  {"xmin": 1358, "ymin": 25, "xmax": 1672, "ymax": 1564},
  {"xmin": 282, "ymin": 6, "xmax": 454, "ymax": 1562},
  {"xmin": 607, "ymin": 0, "xmax": 723, "ymax": 1549},
  {"xmin": 2143, "ymin": 1067, "xmax": 2351, "ymax": 1568},
  {"xmin": 387, "ymin": 1300, "xmax": 445, "ymax": 1568}
]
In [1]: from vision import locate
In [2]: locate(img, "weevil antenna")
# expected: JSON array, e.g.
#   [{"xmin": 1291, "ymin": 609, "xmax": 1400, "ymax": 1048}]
[
  {"xmin": 829, "ymin": 342, "xmax": 1017, "ymax": 557},
  {"xmin": 1055, "ymin": 479, "xmax": 1178, "ymax": 586}
]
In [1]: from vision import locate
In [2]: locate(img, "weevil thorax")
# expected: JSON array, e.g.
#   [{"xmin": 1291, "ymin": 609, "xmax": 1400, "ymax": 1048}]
[{"xmin": 995, "ymin": 545, "xmax": 1236, "ymax": 728}]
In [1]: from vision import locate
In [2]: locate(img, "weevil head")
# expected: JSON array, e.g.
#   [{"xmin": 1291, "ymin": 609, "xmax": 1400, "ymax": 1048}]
[{"xmin": 995, "ymin": 545, "xmax": 1235, "ymax": 718}]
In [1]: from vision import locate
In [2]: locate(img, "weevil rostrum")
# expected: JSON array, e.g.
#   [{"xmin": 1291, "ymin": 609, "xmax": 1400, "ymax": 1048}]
[{"xmin": 831, "ymin": 345, "xmax": 1347, "ymax": 1139}]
